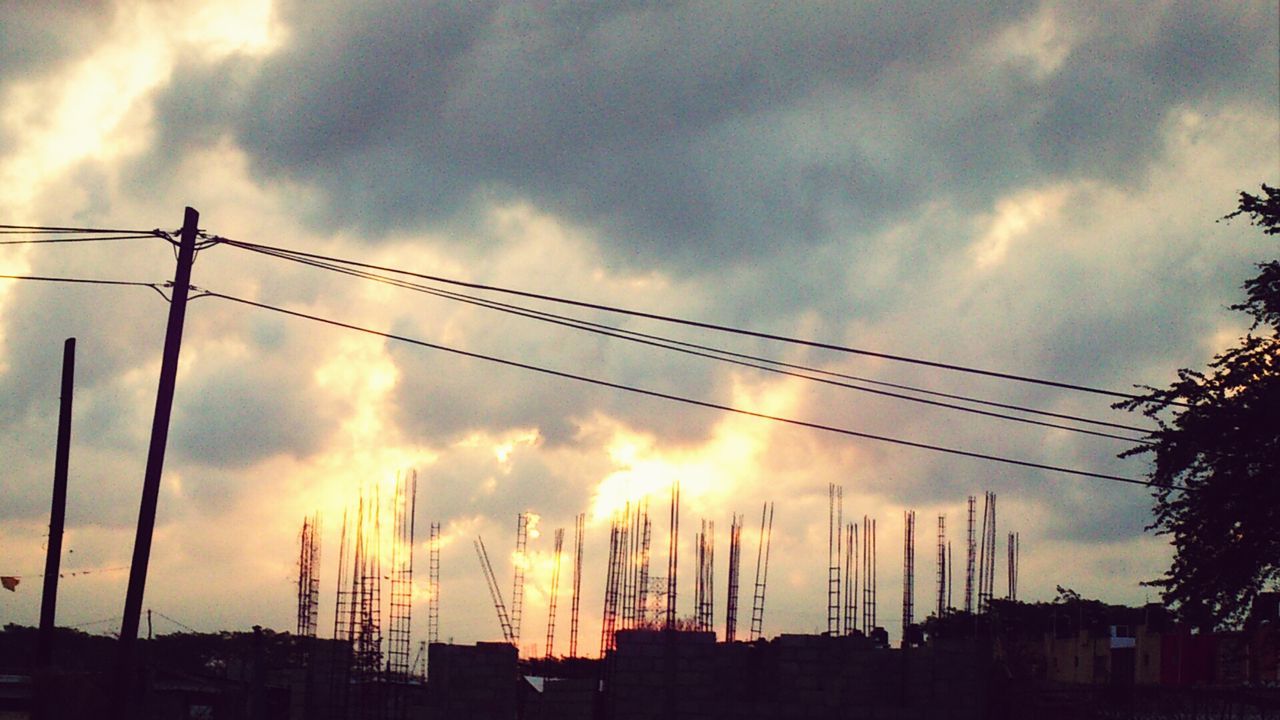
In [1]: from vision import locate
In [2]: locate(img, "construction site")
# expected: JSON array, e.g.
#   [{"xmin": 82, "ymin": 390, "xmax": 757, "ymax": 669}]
[
  {"xmin": 5, "ymin": 291, "xmax": 1272, "ymax": 720},
  {"xmin": 3, "ymin": 212, "xmax": 1277, "ymax": 718},
  {"xmin": 6, "ymin": 473, "xmax": 1279, "ymax": 720}
]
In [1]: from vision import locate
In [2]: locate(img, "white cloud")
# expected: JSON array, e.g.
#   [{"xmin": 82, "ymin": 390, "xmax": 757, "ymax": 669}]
[
  {"xmin": 987, "ymin": 3, "xmax": 1082, "ymax": 80},
  {"xmin": 970, "ymin": 184, "xmax": 1073, "ymax": 270}
]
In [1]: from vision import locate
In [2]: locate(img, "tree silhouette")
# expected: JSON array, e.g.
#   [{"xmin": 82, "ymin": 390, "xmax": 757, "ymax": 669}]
[{"xmin": 1117, "ymin": 185, "xmax": 1280, "ymax": 630}]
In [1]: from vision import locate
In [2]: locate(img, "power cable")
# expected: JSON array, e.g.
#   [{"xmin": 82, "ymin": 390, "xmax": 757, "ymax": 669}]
[
  {"xmin": 0, "ymin": 224, "xmax": 160, "ymax": 233},
  {"xmin": 2, "ymin": 565, "xmax": 130, "ymax": 579},
  {"xmin": 0, "ymin": 234, "xmax": 161, "ymax": 245},
  {"xmin": 216, "ymin": 237, "xmax": 1162, "ymax": 404},
  {"xmin": 151, "ymin": 610, "xmax": 198, "ymax": 634},
  {"xmin": 225, "ymin": 243, "xmax": 1155, "ymax": 436},
  {"xmin": 0, "ymin": 274, "xmax": 161, "ymax": 289},
  {"xmin": 0, "ymin": 224, "xmax": 161, "ymax": 234},
  {"xmin": 0, "ymin": 222, "xmax": 165, "ymax": 234},
  {"xmin": 0, "ymin": 242, "xmax": 1156, "ymax": 482},
  {"xmin": 233, "ymin": 243, "xmax": 1153, "ymax": 441},
  {"xmin": 67, "ymin": 617, "xmax": 121, "ymax": 630},
  {"xmin": 202, "ymin": 289, "xmax": 1153, "ymax": 487}
]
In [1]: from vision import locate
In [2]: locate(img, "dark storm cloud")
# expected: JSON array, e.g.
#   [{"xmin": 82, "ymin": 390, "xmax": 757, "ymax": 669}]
[
  {"xmin": 1036, "ymin": 473, "xmax": 1157, "ymax": 543},
  {"xmin": 142, "ymin": 2, "xmax": 1277, "ymax": 271},
  {"xmin": 0, "ymin": 261, "xmax": 174, "ymax": 528},
  {"xmin": 0, "ymin": 257, "xmax": 336, "ymax": 513},
  {"xmin": 1, "ymin": 426, "xmax": 58, "ymax": 522},
  {"xmin": 0, "ymin": 4, "xmax": 111, "ymax": 88},
  {"xmin": 1019, "ymin": 6, "xmax": 1267, "ymax": 180},
  {"xmin": 0, "ymin": 4, "xmax": 113, "ymax": 155},
  {"xmin": 170, "ymin": 360, "xmax": 335, "ymax": 469},
  {"xmin": 0, "ymin": 269, "xmax": 168, "ymax": 426}
]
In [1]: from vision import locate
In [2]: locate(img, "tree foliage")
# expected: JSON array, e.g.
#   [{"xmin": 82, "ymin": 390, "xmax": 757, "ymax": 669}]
[{"xmin": 1117, "ymin": 185, "xmax": 1280, "ymax": 630}]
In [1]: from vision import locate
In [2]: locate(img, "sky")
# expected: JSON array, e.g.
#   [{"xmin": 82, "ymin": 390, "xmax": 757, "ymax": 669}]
[{"xmin": 1, "ymin": 1, "xmax": 1277, "ymax": 656}]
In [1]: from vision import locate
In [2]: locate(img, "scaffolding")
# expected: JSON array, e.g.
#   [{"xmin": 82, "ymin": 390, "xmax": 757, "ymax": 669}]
[
  {"xmin": 665, "ymin": 480, "xmax": 681, "ymax": 630},
  {"xmin": 978, "ymin": 492, "xmax": 997, "ymax": 613},
  {"xmin": 1007, "ymin": 531, "xmax": 1020, "ymax": 601},
  {"xmin": 428, "ymin": 522, "xmax": 440, "ymax": 645},
  {"xmin": 327, "ymin": 477, "xmax": 419, "ymax": 720},
  {"xmin": 902, "ymin": 510, "xmax": 915, "ymax": 641},
  {"xmin": 695, "ymin": 520, "xmax": 714, "ymax": 632},
  {"xmin": 862, "ymin": 515, "xmax": 877, "ymax": 634},
  {"xmin": 748, "ymin": 501, "xmax": 774, "ymax": 641},
  {"xmin": 294, "ymin": 512, "xmax": 322, "ymax": 720},
  {"xmin": 725, "ymin": 513, "xmax": 743, "ymax": 642},
  {"xmin": 826, "ymin": 484, "xmax": 843, "ymax": 636},
  {"xmin": 843, "ymin": 522, "xmax": 857, "ymax": 636},
  {"xmin": 695, "ymin": 520, "xmax": 704, "ymax": 631},
  {"xmin": 411, "ymin": 641, "xmax": 427, "ymax": 682},
  {"xmin": 387, "ymin": 471, "xmax": 417, "ymax": 679},
  {"xmin": 637, "ymin": 507, "xmax": 652, "ymax": 627},
  {"xmin": 569, "ymin": 513, "xmax": 584, "ymax": 657},
  {"xmin": 600, "ymin": 516, "xmax": 622, "ymax": 655},
  {"xmin": 645, "ymin": 575, "xmax": 668, "ymax": 628},
  {"xmin": 386, "ymin": 472, "xmax": 417, "ymax": 720},
  {"xmin": 619, "ymin": 504, "xmax": 635, "ymax": 631},
  {"xmin": 936, "ymin": 514, "xmax": 947, "ymax": 618},
  {"xmin": 332, "ymin": 510, "xmax": 351, "ymax": 643},
  {"xmin": 412, "ymin": 638, "xmax": 427, "ymax": 676},
  {"xmin": 296, "ymin": 513, "xmax": 321, "ymax": 638},
  {"xmin": 512, "ymin": 513, "xmax": 528, "ymax": 647},
  {"xmin": 948, "ymin": 541, "xmax": 953, "ymax": 613},
  {"xmin": 545, "ymin": 528, "xmax": 565, "ymax": 659},
  {"xmin": 328, "ymin": 510, "xmax": 352, "ymax": 719},
  {"xmin": 350, "ymin": 488, "xmax": 384, "ymax": 720},
  {"xmin": 964, "ymin": 495, "xmax": 976, "ymax": 614}
]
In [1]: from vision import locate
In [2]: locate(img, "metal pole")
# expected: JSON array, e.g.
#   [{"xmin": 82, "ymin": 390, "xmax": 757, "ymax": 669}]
[{"xmin": 113, "ymin": 207, "xmax": 199, "ymax": 718}]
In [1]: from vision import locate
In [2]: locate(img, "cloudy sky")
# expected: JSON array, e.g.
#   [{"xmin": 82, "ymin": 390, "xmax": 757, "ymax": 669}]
[{"xmin": 1, "ymin": 1, "xmax": 1277, "ymax": 654}]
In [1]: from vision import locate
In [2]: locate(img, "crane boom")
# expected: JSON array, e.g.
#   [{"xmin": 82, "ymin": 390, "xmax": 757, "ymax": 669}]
[{"xmin": 475, "ymin": 537, "xmax": 515, "ymax": 645}]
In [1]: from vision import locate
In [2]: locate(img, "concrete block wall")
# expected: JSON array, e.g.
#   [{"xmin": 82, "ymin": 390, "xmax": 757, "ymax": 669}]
[
  {"xmin": 602, "ymin": 630, "xmax": 990, "ymax": 720},
  {"xmin": 426, "ymin": 642, "xmax": 518, "ymax": 720},
  {"xmin": 534, "ymin": 678, "xmax": 596, "ymax": 720}
]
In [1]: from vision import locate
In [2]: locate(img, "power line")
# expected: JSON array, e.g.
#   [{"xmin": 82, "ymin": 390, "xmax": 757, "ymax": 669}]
[
  {"xmin": 1, "ymin": 245, "xmax": 1152, "ymax": 443},
  {"xmin": 223, "ymin": 242, "xmax": 1154, "ymax": 441},
  {"xmin": 215, "ymin": 237, "xmax": 1159, "ymax": 404},
  {"xmin": 67, "ymin": 616, "xmax": 121, "ymax": 630},
  {"xmin": 0, "ymin": 224, "xmax": 161, "ymax": 235},
  {"xmin": 429, "ymin": 305, "xmax": 1147, "ymax": 443},
  {"xmin": 201, "ymin": 289, "xmax": 1152, "ymax": 488},
  {"xmin": 0, "ymin": 234, "xmax": 162, "ymax": 245},
  {"xmin": 0, "ymin": 273, "xmax": 162, "ymax": 289},
  {"xmin": 1, "ymin": 565, "xmax": 130, "ymax": 579},
  {"xmin": 151, "ymin": 610, "xmax": 198, "ymax": 633}
]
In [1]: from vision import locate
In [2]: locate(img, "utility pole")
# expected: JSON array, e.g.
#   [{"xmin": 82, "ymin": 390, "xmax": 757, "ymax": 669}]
[
  {"xmin": 37, "ymin": 338, "xmax": 74, "ymax": 668},
  {"xmin": 113, "ymin": 207, "xmax": 199, "ymax": 718},
  {"xmin": 35, "ymin": 338, "xmax": 74, "ymax": 720}
]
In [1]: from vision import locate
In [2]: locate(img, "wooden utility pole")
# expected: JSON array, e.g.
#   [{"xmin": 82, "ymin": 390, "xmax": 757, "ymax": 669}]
[{"xmin": 113, "ymin": 207, "xmax": 199, "ymax": 718}]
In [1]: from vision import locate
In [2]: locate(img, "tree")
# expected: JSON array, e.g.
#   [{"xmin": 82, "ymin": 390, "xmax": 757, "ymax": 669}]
[{"xmin": 1117, "ymin": 184, "xmax": 1280, "ymax": 630}]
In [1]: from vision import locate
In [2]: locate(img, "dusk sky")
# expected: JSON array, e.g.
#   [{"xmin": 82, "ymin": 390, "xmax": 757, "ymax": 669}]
[{"xmin": 1, "ymin": 1, "xmax": 1278, "ymax": 655}]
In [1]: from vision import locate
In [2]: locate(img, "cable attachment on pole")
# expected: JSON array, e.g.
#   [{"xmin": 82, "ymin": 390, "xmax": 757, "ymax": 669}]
[
  {"xmin": 146, "ymin": 285, "xmax": 171, "ymax": 303},
  {"xmin": 193, "ymin": 231, "xmax": 222, "ymax": 251}
]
